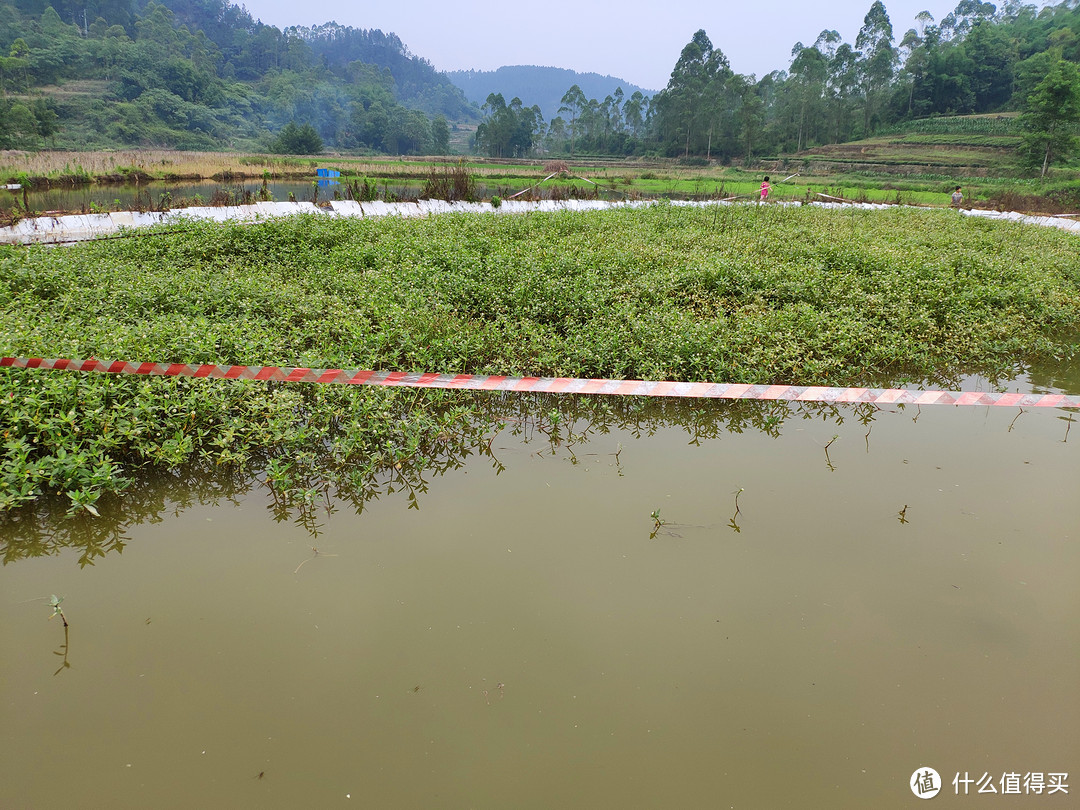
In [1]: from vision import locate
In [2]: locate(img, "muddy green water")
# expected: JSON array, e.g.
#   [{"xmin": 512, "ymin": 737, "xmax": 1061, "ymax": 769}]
[
  {"xmin": 2, "ymin": 378, "xmax": 1078, "ymax": 807},
  {"xmin": 5, "ymin": 180, "xmax": 385, "ymax": 213},
  {"xmin": 5, "ymin": 179, "xmax": 631, "ymax": 213}
]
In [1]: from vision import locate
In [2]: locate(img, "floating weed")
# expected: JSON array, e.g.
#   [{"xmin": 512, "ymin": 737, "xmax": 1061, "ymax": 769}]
[
  {"xmin": 648, "ymin": 507, "xmax": 700, "ymax": 539},
  {"xmin": 1060, "ymin": 412, "xmax": 1076, "ymax": 443},
  {"xmin": 822, "ymin": 434, "xmax": 839, "ymax": 472},
  {"xmin": 649, "ymin": 508, "xmax": 666, "ymax": 538},
  {"xmin": 47, "ymin": 594, "xmax": 71, "ymax": 674},
  {"xmin": 53, "ymin": 623, "xmax": 71, "ymax": 676},
  {"xmin": 729, "ymin": 488, "xmax": 744, "ymax": 533},
  {"xmin": 480, "ymin": 680, "xmax": 505, "ymax": 705},
  {"xmin": 293, "ymin": 546, "xmax": 337, "ymax": 575},
  {"xmin": 1008, "ymin": 407, "xmax": 1025, "ymax": 433},
  {"xmin": 48, "ymin": 594, "xmax": 68, "ymax": 627}
]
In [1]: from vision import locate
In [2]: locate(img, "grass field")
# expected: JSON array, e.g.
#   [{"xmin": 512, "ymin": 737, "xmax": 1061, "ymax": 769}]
[{"xmin": 3, "ymin": 111, "xmax": 1080, "ymax": 214}]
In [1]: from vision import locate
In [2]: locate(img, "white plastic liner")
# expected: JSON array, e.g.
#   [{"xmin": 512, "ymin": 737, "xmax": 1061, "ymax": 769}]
[{"xmin": 2, "ymin": 197, "xmax": 1078, "ymax": 244}]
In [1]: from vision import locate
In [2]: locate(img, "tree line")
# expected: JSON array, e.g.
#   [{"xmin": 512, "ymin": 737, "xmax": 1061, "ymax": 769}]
[
  {"xmin": 473, "ymin": 0, "xmax": 1080, "ymax": 174},
  {"xmin": 0, "ymin": 0, "xmax": 1078, "ymax": 170},
  {"xmin": 475, "ymin": 85, "xmax": 652, "ymax": 158}
]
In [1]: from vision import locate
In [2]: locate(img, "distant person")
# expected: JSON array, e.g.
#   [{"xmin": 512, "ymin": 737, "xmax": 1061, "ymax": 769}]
[
  {"xmin": 951, "ymin": 186, "xmax": 964, "ymax": 207},
  {"xmin": 760, "ymin": 176, "xmax": 770, "ymax": 202}
]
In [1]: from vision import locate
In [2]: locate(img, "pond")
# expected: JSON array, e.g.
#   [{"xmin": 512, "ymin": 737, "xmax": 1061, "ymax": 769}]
[
  {"xmin": 1, "ymin": 362, "xmax": 1078, "ymax": 807},
  {"xmin": 4, "ymin": 180, "xmax": 392, "ymax": 213}
]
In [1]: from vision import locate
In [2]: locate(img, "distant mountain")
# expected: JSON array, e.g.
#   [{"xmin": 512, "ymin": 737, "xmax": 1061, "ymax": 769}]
[{"xmin": 447, "ymin": 66, "xmax": 654, "ymax": 122}]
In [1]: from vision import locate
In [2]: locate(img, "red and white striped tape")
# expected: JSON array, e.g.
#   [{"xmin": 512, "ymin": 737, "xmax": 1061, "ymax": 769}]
[{"xmin": 2, "ymin": 356, "xmax": 1078, "ymax": 408}]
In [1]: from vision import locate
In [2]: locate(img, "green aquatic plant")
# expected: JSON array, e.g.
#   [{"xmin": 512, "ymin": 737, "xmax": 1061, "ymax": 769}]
[
  {"xmin": 729, "ymin": 488, "xmax": 744, "ymax": 533},
  {"xmin": 2, "ymin": 205, "xmax": 1079, "ymax": 519},
  {"xmin": 293, "ymin": 546, "xmax": 337, "ymax": 574},
  {"xmin": 823, "ymin": 435, "xmax": 839, "ymax": 472},
  {"xmin": 48, "ymin": 594, "xmax": 67, "ymax": 627},
  {"xmin": 650, "ymin": 508, "xmax": 667, "ymax": 538}
]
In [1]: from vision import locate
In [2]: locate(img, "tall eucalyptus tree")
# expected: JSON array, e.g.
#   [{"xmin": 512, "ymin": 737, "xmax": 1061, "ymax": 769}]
[{"xmin": 855, "ymin": 0, "xmax": 898, "ymax": 135}]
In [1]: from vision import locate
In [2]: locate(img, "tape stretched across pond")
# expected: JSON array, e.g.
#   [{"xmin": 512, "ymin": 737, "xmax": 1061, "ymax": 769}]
[{"xmin": 3, "ymin": 357, "xmax": 1078, "ymax": 409}]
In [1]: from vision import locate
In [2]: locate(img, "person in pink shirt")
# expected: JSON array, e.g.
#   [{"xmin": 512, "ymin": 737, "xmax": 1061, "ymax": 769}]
[{"xmin": 760, "ymin": 176, "xmax": 770, "ymax": 201}]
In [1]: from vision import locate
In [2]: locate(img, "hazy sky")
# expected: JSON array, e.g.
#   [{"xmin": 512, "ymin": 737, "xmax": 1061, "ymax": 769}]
[{"xmin": 237, "ymin": 1, "xmax": 1033, "ymax": 91}]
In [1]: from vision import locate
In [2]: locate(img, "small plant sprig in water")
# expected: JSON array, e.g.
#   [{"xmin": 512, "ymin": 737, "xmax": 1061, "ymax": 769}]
[
  {"xmin": 823, "ymin": 435, "xmax": 839, "ymax": 472},
  {"xmin": 48, "ymin": 595, "xmax": 71, "ymax": 675},
  {"xmin": 729, "ymin": 488, "xmax": 744, "ymax": 533},
  {"xmin": 49, "ymin": 594, "xmax": 68, "ymax": 627},
  {"xmin": 650, "ymin": 508, "xmax": 666, "ymax": 538}
]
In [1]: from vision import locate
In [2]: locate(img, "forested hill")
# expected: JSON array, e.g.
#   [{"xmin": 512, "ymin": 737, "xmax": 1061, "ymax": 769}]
[
  {"xmin": 447, "ymin": 65, "xmax": 654, "ymax": 121},
  {"xmin": 0, "ymin": 0, "xmax": 479, "ymax": 153},
  {"xmin": 282, "ymin": 22, "xmax": 475, "ymax": 122}
]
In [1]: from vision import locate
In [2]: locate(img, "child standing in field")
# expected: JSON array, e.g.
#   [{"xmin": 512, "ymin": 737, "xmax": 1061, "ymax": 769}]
[
  {"xmin": 951, "ymin": 186, "xmax": 963, "ymax": 206},
  {"xmin": 760, "ymin": 176, "xmax": 770, "ymax": 202}
]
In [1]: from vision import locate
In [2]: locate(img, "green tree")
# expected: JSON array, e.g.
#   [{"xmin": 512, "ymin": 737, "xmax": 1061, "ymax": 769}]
[
  {"xmin": 388, "ymin": 108, "xmax": 432, "ymax": 155},
  {"xmin": 855, "ymin": 1, "xmax": 897, "ymax": 135},
  {"xmin": 0, "ymin": 99, "xmax": 39, "ymax": 148},
  {"xmin": 476, "ymin": 92, "xmax": 512, "ymax": 157},
  {"xmin": 788, "ymin": 42, "xmax": 828, "ymax": 150},
  {"xmin": 544, "ymin": 115, "xmax": 567, "ymax": 153},
  {"xmin": 271, "ymin": 120, "xmax": 323, "ymax": 154},
  {"xmin": 737, "ymin": 77, "xmax": 764, "ymax": 160},
  {"xmin": 8, "ymin": 37, "xmax": 29, "ymax": 59},
  {"xmin": 820, "ymin": 34, "xmax": 858, "ymax": 143},
  {"xmin": 32, "ymin": 96, "xmax": 59, "ymax": 143},
  {"xmin": 431, "ymin": 114, "xmax": 450, "ymax": 154},
  {"xmin": 475, "ymin": 93, "xmax": 540, "ymax": 157},
  {"xmin": 623, "ymin": 91, "xmax": 646, "ymax": 138},
  {"xmin": 652, "ymin": 30, "xmax": 729, "ymax": 157},
  {"xmin": 1019, "ymin": 55, "xmax": 1080, "ymax": 177},
  {"xmin": 558, "ymin": 84, "xmax": 586, "ymax": 156},
  {"xmin": 962, "ymin": 19, "xmax": 1013, "ymax": 111},
  {"xmin": 358, "ymin": 101, "xmax": 390, "ymax": 151}
]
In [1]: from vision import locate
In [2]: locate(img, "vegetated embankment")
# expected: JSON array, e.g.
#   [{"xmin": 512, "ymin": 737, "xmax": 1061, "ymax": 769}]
[{"xmin": 2, "ymin": 204, "xmax": 1078, "ymax": 522}]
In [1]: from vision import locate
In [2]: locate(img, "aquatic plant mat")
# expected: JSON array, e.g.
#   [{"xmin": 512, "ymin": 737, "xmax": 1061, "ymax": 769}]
[{"xmin": 2, "ymin": 204, "xmax": 1079, "ymax": 518}]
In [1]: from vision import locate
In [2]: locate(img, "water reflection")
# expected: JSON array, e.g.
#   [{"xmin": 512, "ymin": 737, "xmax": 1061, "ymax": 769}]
[
  {"xmin": 0, "ymin": 395, "xmax": 818, "ymax": 564},
  {"xmin": 0, "ymin": 464, "xmax": 253, "ymax": 566},
  {"xmin": 1027, "ymin": 344, "xmax": 1080, "ymax": 396},
  {"xmin": 7, "ymin": 177, "xmax": 643, "ymax": 216},
  {"xmin": 52, "ymin": 622, "xmax": 71, "ymax": 676},
  {"xmin": 3, "ymin": 388, "xmax": 1075, "ymax": 567}
]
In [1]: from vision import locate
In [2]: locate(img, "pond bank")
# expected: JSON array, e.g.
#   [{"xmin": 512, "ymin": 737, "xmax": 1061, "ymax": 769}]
[
  {"xmin": 2, "ymin": 197, "xmax": 1079, "ymax": 245},
  {"xmin": 3, "ymin": 204, "xmax": 1078, "ymax": 516}
]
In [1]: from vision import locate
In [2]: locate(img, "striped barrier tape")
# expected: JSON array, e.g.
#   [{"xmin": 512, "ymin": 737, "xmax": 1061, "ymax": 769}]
[
  {"xmin": 3, "ymin": 357, "xmax": 1078, "ymax": 409},
  {"xmin": 505, "ymin": 171, "xmax": 560, "ymax": 200}
]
